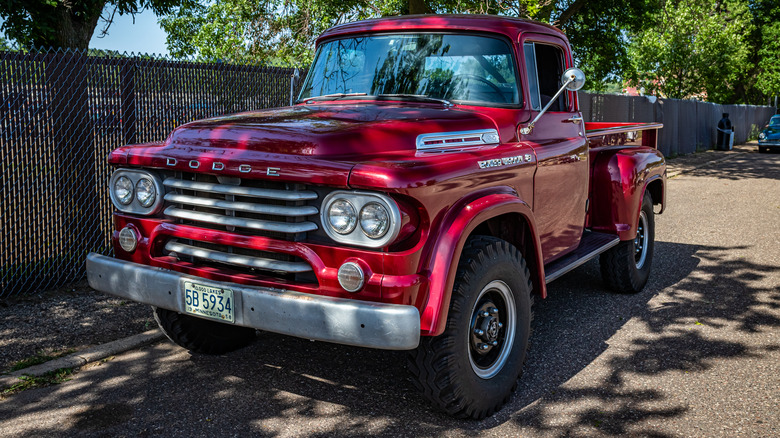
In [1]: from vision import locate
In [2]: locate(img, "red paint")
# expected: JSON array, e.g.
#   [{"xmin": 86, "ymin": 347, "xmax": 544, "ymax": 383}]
[{"xmin": 103, "ymin": 15, "xmax": 666, "ymax": 340}]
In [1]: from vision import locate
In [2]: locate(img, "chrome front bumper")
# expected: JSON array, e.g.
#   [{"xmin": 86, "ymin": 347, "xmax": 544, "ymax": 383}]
[{"xmin": 86, "ymin": 253, "xmax": 420, "ymax": 350}]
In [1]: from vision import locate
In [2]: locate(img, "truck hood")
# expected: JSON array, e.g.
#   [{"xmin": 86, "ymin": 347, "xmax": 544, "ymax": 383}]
[{"xmin": 114, "ymin": 103, "xmax": 500, "ymax": 186}]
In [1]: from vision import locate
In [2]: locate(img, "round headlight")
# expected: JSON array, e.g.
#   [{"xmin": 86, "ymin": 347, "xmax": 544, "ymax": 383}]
[
  {"xmin": 114, "ymin": 176, "xmax": 134, "ymax": 205},
  {"xmin": 759, "ymin": 132, "xmax": 766, "ymax": 140},
  {"xmin": 359, "ymin": 202, "xmax": 390, "ymax": 238},
  {"xmin": 135, "ymin": 177, "xmax": 156, "ymax": 207},
  {"xmin": 328, "ymin": 199, "xmax": 357, "ymax": 234}
]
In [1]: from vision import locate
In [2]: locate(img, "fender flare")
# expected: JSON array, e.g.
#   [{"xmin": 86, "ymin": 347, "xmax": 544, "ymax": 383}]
[{"xmin": 419, "ymin": 193, "xmax": 545, "ymax": 336}]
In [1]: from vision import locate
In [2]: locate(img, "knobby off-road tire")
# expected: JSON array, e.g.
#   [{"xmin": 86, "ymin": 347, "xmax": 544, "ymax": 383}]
[
  {"xmin": 153, "ymin": 307, "xmax": 256, "ymax": 355},
  {"xmin": 600, "ymin": 191, "xmax": 655, "ymax": 294},
  {"xmin": 407, "ymin": 236, "xmax": 533, "ymax": 419}
]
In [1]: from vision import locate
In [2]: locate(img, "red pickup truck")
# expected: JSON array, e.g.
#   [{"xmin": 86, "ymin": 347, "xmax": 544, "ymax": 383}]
[{"xmin": 87, "ymin": 15, "xmax": 666, "ymax": 419}]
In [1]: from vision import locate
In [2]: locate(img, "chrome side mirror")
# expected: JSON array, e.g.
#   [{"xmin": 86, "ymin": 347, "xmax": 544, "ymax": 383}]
[
  {"xmin": 520, "ymin": 67, "xmax": 586, "ymax": 135},
  {"xmin": 289, "ymin": 68, "xmax": 301, "ymax": 106}
]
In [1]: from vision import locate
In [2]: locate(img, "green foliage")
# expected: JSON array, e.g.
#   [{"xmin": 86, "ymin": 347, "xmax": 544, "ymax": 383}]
[
  {"xmin": 0, "ymin": 0, "xmax": 194, "ymax": 49},
  {"xmin": 756, "ymin": 22, "xmax": 780, "ymax": 97},
  {"xmin": 7, "ymin": 349, "xmax": 76, "ymax": 372},
  {"xmin": 1, "ymin": 368, "xmax": 73, "ymax": 396},
  {"xmin": 628, "ymin": 0, "xmax": 753, "ymax": 101}
]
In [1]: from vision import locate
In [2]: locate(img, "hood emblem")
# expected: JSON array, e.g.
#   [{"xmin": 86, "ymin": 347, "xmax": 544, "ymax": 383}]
[{"xmin": 416, "ymin": 129, "xmax": 500, "ymax": 152}]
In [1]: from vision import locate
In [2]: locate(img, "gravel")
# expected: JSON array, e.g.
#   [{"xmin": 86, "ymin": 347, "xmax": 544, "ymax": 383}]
[{"xmin": 0, "ymin": 281, "xmax": 153, "ymax": 373}]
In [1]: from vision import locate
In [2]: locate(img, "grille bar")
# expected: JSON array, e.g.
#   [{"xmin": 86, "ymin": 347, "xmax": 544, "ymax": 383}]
[
  {"xmin": 163, "ymin": 178, "xmax": 318, "ymax": 201},
  {"xmin": 165, "ymin": 241, "xmax": 312, "ymax": 273},
  {"xmin": 164, "ymin": 193, "xmax": 318, "ymax": 217},
  {"xmin": 164, "ymin": 206, "xmax": 318, "ymax": 233}
]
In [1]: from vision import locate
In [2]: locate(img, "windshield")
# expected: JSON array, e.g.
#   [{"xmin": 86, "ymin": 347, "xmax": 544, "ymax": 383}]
[
  {"xmin": 770, "ymin": 116, "xmax": 780, "ymax": 126},
  {"xmin": 298, "ymin": 33, "xmax": 521, "ymax": 106}
]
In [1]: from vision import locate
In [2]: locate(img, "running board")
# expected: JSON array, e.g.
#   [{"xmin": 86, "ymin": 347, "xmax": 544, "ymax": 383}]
[{"xmin": 544, "ymin": 231, "xmax": 620, "ymax": 283}]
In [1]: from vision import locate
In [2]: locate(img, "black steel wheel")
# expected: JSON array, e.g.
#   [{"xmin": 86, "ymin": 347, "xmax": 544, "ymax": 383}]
[
  {"xmin": 600, "ymin": 191, "xmax": 655, "ymax": 293},
  {"xmin": 407, "ymin": 236, "xmax": 532, "ymax": 419},
  {"xmin": 153, "ymin": 307, "xmax": 256, "ymax": 355}
]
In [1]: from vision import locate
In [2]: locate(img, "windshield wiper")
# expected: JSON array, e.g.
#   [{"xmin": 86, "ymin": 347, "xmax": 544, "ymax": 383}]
[
  {"xmin": 300, "ymin": 93, "xmax": 367, "ymax": 103},
  {"xmin": 376, "ymin": 94, "xmax": 453, "ymax": 107}
]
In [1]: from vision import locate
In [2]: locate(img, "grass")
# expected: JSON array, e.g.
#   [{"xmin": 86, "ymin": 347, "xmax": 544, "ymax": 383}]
[
  {"xmin": 1, "ymin": 368, "xmax": 74, "ymax": 397},
  {"xmin": 8, "ymin": 349, "xmax": 76, "ymax": 372}
]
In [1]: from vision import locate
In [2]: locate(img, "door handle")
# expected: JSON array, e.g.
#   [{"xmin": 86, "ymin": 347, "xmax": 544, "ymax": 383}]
[{"xmin": 564, "ymin": 116, "xmax": 583, "ymax": 124}]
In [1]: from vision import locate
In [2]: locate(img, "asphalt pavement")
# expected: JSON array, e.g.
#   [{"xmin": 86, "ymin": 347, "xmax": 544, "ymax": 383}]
[{"xmin": 0, "ymin": 148, "xmax": 778, "ymax": 437}]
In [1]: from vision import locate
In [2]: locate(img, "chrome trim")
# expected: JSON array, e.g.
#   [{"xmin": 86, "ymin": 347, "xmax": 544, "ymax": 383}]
[
  {"xmin": 416, "ymin": 129, "xmax": 500, "ymax": 151},
  {"xmin": 163, "ymin": 178, "xmax": 317, "ymax": 201},
  {"xmin": 239, "ymin": 164, "xmax": 252, "ymax": 173},
  {"xmin": 212, "ymin": 162, "xmax": 225, "ymax": 171},
  {"xmin": 166, "ymin": 158, "xmax": 177, "ymax": 166},
  {"xmin": 164, "ymin": 206, "xmax": 318, "ymax": 233},
  {"xmin": 189, "ymin": 160, "xmax": 200, "ymax": 169},
  {"xmin": 86, "ymin": 253, "xmax": 420, "ymax": 350},
  {"xmin": 320, "ymin": 191, "xmax": 401, "ymax": 248},
  {"xmin": 165, "ymin": 241, "xmax": 311, "ymax": 273},
  {"xmin": 163, "ymin": 193, "xmax": 318, "ymax": 217},
  {"xmin": 110, "ymin": 169, "xmax": 165, "ymax": 215}
]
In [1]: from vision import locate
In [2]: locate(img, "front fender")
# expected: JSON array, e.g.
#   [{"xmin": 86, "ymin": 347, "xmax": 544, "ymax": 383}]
[
  {"xmin": 419, "ymin": 193, "xmax": 544, "ymax": 336},
  {"xmin": 589, "ymin": 147, "xmax": 666, "ymax": 241}
]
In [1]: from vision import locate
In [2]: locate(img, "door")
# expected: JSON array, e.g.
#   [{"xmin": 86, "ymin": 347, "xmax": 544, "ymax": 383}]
[{"xmin": 521, "ymin": 35, "xmax": 589, "ymax": 263}]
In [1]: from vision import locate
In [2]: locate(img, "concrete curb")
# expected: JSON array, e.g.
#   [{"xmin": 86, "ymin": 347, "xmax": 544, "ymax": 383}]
[{"xmin": 0, "ymin": 329, "xmax": 164, "ymax": 390}]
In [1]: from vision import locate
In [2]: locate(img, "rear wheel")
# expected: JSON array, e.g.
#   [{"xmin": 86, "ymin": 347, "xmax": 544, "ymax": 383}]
[
  {"xmin": 407, "ymin": 236, "xmax": 532, "ymax": 419},
  {"xmin": 600, "ymin": 191, "xmax": 655, "ymax": 293},
  {"xmin": 153, "ymin": 307, "xmax": 256, "ymax": 354}
]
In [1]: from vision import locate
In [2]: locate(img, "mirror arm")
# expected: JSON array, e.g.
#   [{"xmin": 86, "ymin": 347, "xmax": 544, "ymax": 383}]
[{"xmin": 519, "ymin": 76, "xmax": 574, "ymax": 135}]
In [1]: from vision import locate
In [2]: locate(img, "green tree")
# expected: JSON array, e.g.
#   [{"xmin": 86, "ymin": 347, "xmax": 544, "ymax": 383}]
[
  {"xmin": 756, "ymin": 22, "xmax": 780, "ymax": 98},
  {"xmin": 0, "ymin": 0, "xmax": 194, "ymax": 49},
  {"xmin": 161, "ymin": 0, "xmax": 655, "ymax": 88},
  {"xmin": 628, "ymin": 0, "xmax": 759, "ymax": 103}
]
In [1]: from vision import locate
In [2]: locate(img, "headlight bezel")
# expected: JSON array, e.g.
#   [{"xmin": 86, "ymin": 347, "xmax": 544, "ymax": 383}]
[
  {"xmin": 321, "ymin": 191, "xmax": 401, "ymax": 248},
  {"xmin": 109, "ymin": 169, "xmax": 165, "ymax": 215}
]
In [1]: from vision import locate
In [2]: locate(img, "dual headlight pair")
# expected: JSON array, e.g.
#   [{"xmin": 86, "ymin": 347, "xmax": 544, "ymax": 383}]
[
  {"xmin": 321, "ymin": 192, "xmax": 401, "ymax": 248},
  {"xmin": 109, "ymin": 169, "xmax": 165, "ymax": 215}
]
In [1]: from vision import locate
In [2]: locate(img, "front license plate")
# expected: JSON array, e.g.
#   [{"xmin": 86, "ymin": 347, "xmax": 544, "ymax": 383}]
[{"xmin": 184, "ymin": 282, "xmax": 235, "ymax": 323}]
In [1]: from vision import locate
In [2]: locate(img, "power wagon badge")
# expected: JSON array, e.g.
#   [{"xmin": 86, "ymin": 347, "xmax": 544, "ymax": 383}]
[{"xmin": 478, "ymin": 154, "xmax": 533, "ymax": 169}]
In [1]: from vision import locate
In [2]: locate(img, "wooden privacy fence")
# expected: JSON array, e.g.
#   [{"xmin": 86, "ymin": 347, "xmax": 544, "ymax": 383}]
[
  {"xmin": 0, "ymin": 48, "xmax": 776, "ymax": 298},
  {"xmin": 580, "ymin": 92, "xmax": 776, "ymax": 156}
]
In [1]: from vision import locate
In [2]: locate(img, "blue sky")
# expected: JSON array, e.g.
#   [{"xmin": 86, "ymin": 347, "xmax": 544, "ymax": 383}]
[
  {"xmin": 89, "ymin": 8, "xmax": 169, "ymax": 55},
  {"xmin": 0, "ymin": 7, "xmax": 169, "ymax": 54}
]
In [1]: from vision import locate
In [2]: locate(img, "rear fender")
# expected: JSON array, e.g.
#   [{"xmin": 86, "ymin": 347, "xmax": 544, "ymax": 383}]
[
  {"xmin": 589, "ymin": 147, "xmax": 666, "ymax": 240},
  {"xmin": 419, "ymin": 193, "xmax": 544, "ymax": 336}
]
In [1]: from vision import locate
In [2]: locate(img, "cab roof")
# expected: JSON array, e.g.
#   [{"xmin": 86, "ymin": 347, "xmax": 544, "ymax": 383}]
[{"xmin": 317, "ymin": 14, "xmax": 566, "ymax": 45}]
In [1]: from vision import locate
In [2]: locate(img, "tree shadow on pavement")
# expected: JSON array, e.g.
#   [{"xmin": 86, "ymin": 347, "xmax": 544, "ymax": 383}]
[
  {"xmin": 682, "ymin": 151, "xmax": 780, "ymax": 181},
  {"xmin": 0, "ymin": 240, "xmax": 777, "ymax": 437}
]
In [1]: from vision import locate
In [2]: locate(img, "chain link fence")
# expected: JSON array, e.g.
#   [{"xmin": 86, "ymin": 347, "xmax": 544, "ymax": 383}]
[
  {"xmin": 1, "ymin": 49, "xmax": 777, "ymax": 298},
  {"xmin": 0, "ymin": 49, "xmax": 303, "ymax": 298}
]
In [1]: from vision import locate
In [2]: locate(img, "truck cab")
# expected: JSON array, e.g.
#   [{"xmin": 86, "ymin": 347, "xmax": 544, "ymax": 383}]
[{"xmin": 87, "ymin": 15, "xmax": 666, "ymax": 419}]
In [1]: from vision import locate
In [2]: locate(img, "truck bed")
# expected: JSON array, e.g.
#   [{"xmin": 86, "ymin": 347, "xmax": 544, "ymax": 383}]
[{"xmin": 585, "ymin": 122, "xmax": 663, "ymax": 149}]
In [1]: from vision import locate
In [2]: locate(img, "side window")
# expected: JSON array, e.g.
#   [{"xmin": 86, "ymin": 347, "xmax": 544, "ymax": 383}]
[{"xmin": 523, "ymin": 42, "xmax": 568, "ymax": 112}]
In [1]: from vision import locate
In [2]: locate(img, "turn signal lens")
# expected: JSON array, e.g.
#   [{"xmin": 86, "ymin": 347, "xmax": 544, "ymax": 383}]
[
  {"xmin": 118, "ymin": 227, "xmax": 138, "ymax": 252},
  {"xmin": 338, "ymin": 262, "xmax": 365, "ymax": 292}
]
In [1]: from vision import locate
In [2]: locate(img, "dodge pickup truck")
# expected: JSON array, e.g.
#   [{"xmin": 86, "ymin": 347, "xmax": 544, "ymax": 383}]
[{"xmin": 87, "ymin": 15, "xmax": 666, "ymax": 419}]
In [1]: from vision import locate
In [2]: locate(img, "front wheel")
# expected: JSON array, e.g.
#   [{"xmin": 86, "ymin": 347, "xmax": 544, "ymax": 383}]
[
  {"xmin": 407, "ymin": 236, "xmax": 532, "ymax": 419},
  {"xmin": 153, "ymin": 307, "xmax": 256, "ymax": 355},
  {"xmin": 600, "ymin": 191, "xmax": 655, "ymax": 293}
]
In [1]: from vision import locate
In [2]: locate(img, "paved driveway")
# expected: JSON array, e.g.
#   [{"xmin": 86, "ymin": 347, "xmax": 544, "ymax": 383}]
[{"xmin": 1, "ymin": 150, "xmax": 778, "ymax": 437}]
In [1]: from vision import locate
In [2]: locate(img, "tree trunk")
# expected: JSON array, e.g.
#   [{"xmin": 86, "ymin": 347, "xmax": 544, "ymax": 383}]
[
  {"xmin": 32, "ymin": 3, "xmax": 104, "ymax": 50},
  {"xmin": 409, "ymin": 0, "xmax": 432, "ymax": 15}
]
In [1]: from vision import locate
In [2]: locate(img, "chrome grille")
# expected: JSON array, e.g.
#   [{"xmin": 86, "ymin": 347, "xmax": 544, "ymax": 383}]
[
  {"xmin": 161, "ymin": 173, "xmax": 319, "ymax": 282},
  {"xmin": 163, "ymin": 174, "xmax": 318, "ymax": 239}
]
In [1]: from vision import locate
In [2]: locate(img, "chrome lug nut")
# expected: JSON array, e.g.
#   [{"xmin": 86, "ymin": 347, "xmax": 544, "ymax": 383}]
[
  {"xmin": 497, "ymin": 322, "xmax": 504, "ymax": 328},
  {"xmin": 481, "ymin": 311, "xmax": 490, "ymax": 317},
  {"xmin": 478, "ymin": 343, "xmax": 490, "ymax": 351},
  {"xmin": 474, "ymin": 328, "xmax": 484, "ymax": 336},
  {"xmin": 489, "ymin": 307, "xmax": 498, "ymax": 315},
  {"xmin": 491, "ymin": 340, "xmax": 498, "ymax": 346}
]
